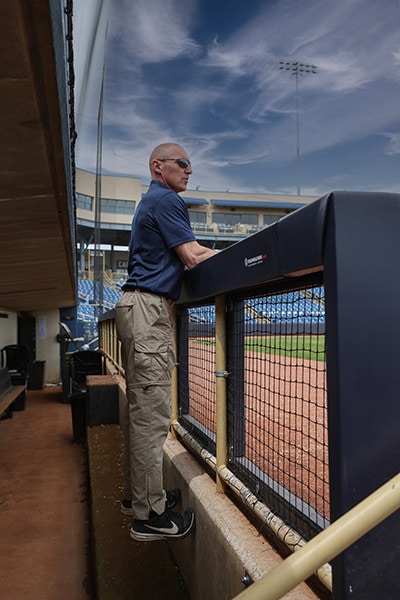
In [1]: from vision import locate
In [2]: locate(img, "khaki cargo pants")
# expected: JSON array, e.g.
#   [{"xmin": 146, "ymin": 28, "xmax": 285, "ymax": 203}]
[{"xmin": 115, "ymin": 289, "xmax": 175, "ymax": 520}]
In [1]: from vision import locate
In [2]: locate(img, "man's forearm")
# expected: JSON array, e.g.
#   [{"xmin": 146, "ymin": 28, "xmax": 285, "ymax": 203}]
[{"xmin": 174, "ymin": 241, "xmax": 217, "ymax": 269}]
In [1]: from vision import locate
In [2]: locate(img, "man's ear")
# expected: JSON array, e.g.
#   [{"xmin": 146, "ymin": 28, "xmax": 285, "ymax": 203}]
[{"xmin": 152, "ymin": 159, "xmax": 162, "ymax": 174}]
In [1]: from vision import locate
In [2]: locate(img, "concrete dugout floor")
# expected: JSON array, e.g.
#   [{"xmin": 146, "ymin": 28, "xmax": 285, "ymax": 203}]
[
  {"xmin": 0, "ymin": 385, "xmax": 188, "ymax": 600},
  {"xmin": 0, "ymin": 385, "xmax": 323, "ymax": 600},
  {"xmin": 0, "ymin": 386, "xmax": 92, "ymax": 600}
]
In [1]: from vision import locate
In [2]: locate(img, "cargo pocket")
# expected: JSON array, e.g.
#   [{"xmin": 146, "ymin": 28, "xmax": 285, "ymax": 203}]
[{"xmin": 134, "ymin": 336, "xmax": 174, "ymax": 386}]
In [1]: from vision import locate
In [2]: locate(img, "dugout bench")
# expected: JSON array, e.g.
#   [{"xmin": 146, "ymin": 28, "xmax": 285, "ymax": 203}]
[{"xmin": 0, "ymin": 367, "xmax": 26, "ymax": 420}]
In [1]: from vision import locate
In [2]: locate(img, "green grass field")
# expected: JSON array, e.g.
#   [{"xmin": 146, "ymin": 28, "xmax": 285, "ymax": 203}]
[
  {"xmin": 245, "ymin": 335, "xmax": 326, "ymax": 361},
  {"xmin": 193, "ymin": 334, "xmax": 326, "ymax": 361}
]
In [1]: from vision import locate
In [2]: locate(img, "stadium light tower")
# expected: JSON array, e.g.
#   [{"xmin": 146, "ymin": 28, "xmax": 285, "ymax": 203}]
[{"xmin": 279, "ymin": 61, "xmax": 318, "ymax": 196}]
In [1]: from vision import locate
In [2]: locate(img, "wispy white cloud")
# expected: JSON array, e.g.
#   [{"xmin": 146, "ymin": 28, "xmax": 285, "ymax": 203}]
[
  {"xmin": 383, "ymin": 132, "xmax": 400, "ymax": 155},
  {"xmin": 109, "ymin": 0, "xmax": 200, "ymax": 64},
  {"xmin": 76, "ymin": 0, "xmax": 400, "ymax": 194}
]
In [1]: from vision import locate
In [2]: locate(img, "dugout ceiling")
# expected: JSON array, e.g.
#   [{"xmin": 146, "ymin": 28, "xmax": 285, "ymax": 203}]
[{"xmin": 0, "ymin": 0, "xmax": 76, "ymax": 313}]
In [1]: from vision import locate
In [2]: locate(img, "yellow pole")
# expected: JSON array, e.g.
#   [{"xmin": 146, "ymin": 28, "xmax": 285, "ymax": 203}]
[
  {"xmin": 233, "ymin": 472, "xmax": 400, "ymax": 600},
  {"xmin": 215, "ymin": 295, "xmax": 228, "ymax": 492},
  {"xmin": 170, "ymin": 305, "xmax": 179, "ymax": 435}
]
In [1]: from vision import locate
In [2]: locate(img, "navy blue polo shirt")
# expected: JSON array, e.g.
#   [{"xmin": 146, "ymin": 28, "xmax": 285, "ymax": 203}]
[{"xmin": 122, "ymin": 180, "xmax": 196, "ymax": 301}]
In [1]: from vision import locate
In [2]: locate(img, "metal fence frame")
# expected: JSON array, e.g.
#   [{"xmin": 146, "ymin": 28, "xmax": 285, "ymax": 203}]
[
  {"xmin": 100, "ymin": 191, "xmax": 400, "ymax": 599},
  {"xmin": 176, "ymin": 274, "xmax": 329, "ymax": 540}
]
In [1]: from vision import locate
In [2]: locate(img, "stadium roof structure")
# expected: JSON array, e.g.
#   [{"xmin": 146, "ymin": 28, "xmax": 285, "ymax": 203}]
[
  {"xmin": 182, "ymin": 197, "xmax": 209, "ymax": 205},
  {"xmin": 210, "ymin": 199, "xmax": 306, "ymax": 210},
  {"xmin": 0, "ymin": 0, "xmax": 77, "ymax": 312}
]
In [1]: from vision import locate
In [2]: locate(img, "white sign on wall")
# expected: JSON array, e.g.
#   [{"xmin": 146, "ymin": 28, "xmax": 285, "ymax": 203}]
[{"xmin": 38, "ymin": 316, "xmax": 47, "ymax": 340}]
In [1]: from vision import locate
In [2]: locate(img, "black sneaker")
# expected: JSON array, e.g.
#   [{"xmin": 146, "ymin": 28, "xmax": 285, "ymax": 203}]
[
  {"xmin": 120, "ymin": 499, "xmax": 133, "ymax": 516},
  {"xmin": 165, "ymin": 487, "xmax": 181, "ymax": 510},
  {"xmin": 120, "ymin": 488, "xmax": 181, "ymax": 516},
  {"xmin": 130, "ymin": 507, "xmax": 195, "ymax": 542}
]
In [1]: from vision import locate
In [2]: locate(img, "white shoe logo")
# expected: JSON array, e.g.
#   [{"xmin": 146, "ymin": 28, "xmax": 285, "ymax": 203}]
[{"xmin": 147, "ymin": 522, "xmax": 179, "ymax": 535}]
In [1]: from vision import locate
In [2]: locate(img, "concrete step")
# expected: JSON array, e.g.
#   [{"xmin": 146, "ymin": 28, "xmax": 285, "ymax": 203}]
[
  {"xmin": 87, "ymin": 424, "xmax": 189, "ymax": 599},
  {"xmin": 87, "ymin": 423, "xmax": 324, "ymax": 600}
]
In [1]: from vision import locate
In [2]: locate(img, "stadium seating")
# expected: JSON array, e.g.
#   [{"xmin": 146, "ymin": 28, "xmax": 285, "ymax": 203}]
[
  {"xmin": 77, "ymin": 280, "xmax": 122, "ymax": 319},
  {"xmin": 77, "ymin": 280, "xmax": 325, "ymax": 327},
  {"xmin": 187, "ymin": 288, "xmax": 325, "ymax": 326}
]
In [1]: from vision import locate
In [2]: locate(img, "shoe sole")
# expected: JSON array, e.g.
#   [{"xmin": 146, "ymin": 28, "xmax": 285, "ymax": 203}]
[
  {"xmin": 130, "ymin": 512, "xmax": 195, "ymax": 542},
  {"xmin": 120, "ymin": 505, "xmax": 133, "ymax": 516}
]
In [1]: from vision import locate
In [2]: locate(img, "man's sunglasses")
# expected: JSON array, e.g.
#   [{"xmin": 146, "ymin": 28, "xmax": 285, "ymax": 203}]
[{"xmin": 157, "ymin": 158, "xmax": 191, "ymax": 169}]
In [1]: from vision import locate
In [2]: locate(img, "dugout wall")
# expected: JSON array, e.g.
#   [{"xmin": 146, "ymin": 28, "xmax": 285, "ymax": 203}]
[{"xmin": 178, "ymin": 190, "xmax": 400, "ymax": 599}]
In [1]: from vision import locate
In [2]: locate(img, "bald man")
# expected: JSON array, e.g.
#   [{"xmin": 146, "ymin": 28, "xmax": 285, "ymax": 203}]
[{"xmin": 115, "ymin": 143, "xmax": 216, "ymax": 541}]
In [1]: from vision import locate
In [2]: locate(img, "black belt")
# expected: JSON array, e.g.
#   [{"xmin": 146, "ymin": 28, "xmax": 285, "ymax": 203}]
[{"xmin": 123, "ymin": 286, "xmax": 172, "ymax": 301}]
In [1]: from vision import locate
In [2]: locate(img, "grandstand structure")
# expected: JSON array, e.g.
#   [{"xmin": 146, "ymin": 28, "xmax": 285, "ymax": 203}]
[
  {"xmin": 76, "ymin": 168, "xmax": 317, "ymax": 280},
  {"xmin": 188, "ymin": 288, "xmax": 325, "ymax": 327},
  {"xmin": 73, "ymin": 279, "xmax": 326, "ymax": 348},
  {"xmin": 74, "ymin": 168, "xmax": 317, "ymax": 342}
]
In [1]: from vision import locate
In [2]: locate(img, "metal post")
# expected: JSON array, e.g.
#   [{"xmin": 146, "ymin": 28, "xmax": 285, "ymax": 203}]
[
  {"xmin": 279, "ymin": 61, "xmax": 318, "ymax": 196},
  {"xmin": 295, "ymin": 70, "xmax": 300, "ymax": 196},
  {"xmin": 93, "ymin": 44, "xmax": 108, "ymax": 319},
  {"xmin": 215, "ymin": 294, "xmax": 228, "ymax": 492},
  {"xmin": 170, "ymin": 305, "xmax": 179, "ymax": 432}
]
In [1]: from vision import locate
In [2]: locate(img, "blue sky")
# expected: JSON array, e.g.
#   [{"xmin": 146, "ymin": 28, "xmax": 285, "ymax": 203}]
[{"xmin": 74, "ymin": 0, "xmax": 400, "ymax": 197}]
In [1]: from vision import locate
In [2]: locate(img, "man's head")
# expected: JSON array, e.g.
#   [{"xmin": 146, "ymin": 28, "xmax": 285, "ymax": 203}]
[{"xmin": 149, "ymin": 143, "xmax": 193, "ymax": 193}]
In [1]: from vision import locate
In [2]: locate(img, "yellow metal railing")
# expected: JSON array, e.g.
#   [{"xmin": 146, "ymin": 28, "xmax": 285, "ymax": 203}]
[
  {"xmin": 98, "ymin": 301, "xmax": 333, "ymax": 592},
  {"xmin": 233, "ymin": 472, "xmax": 400, "ymax": 600},
  {"xmin": 215, "ymin": 294, "xmax": 228, "ymax": 493},
  {"xmin": 98, "ymin": 308, "xmax": 399, "ymax": 599}
]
